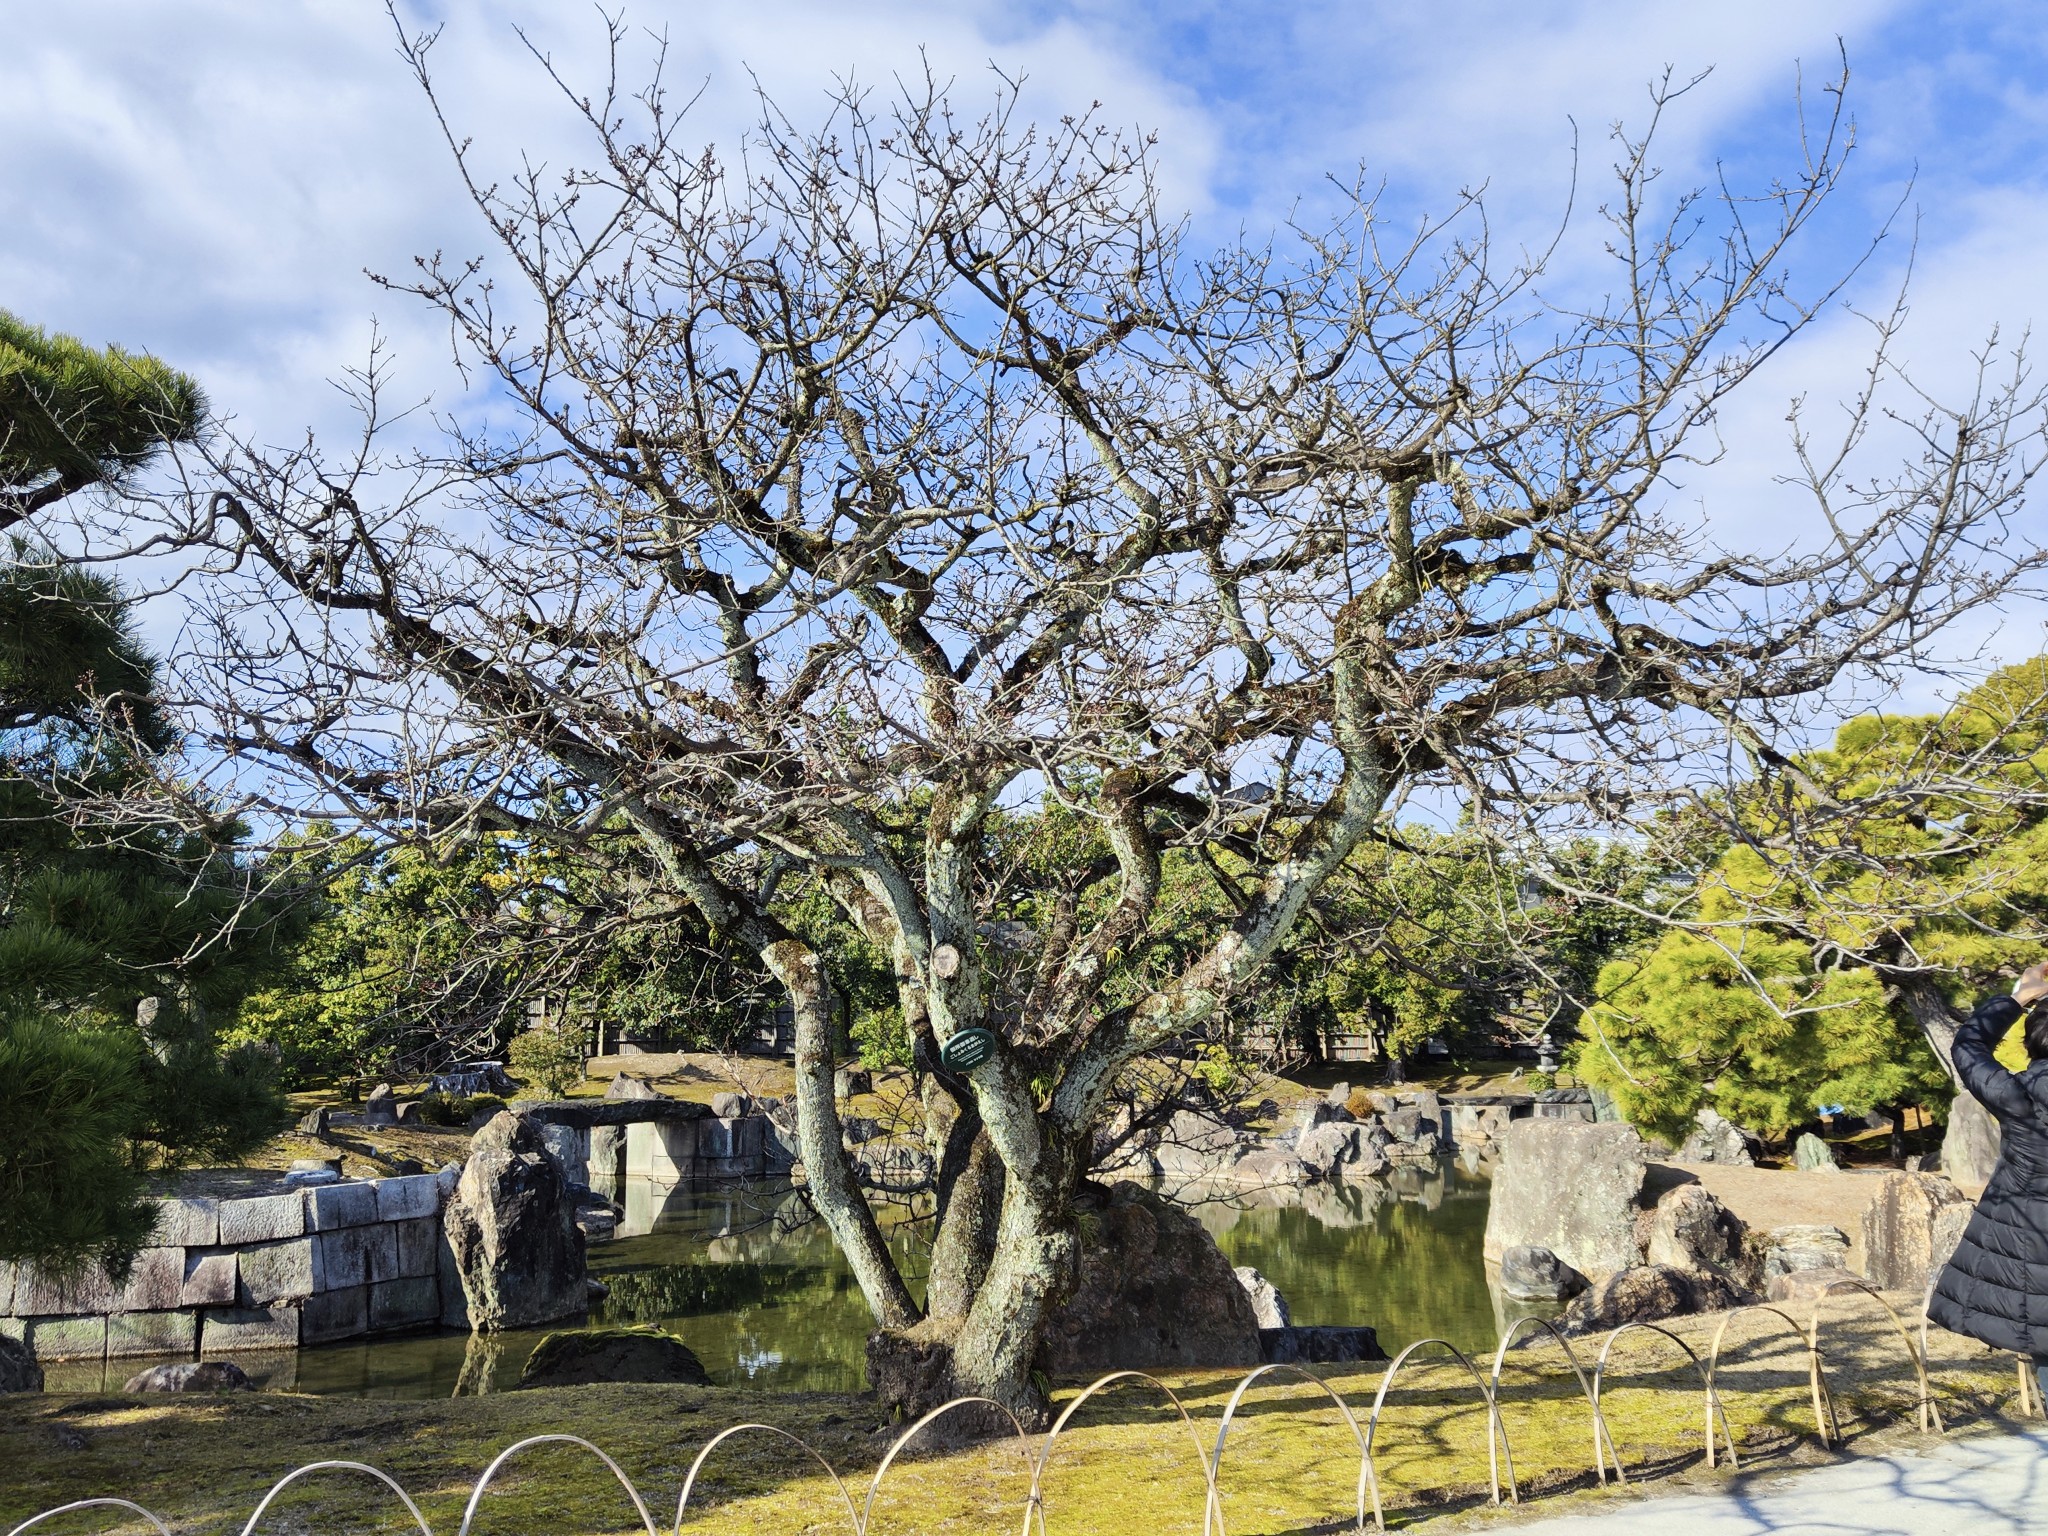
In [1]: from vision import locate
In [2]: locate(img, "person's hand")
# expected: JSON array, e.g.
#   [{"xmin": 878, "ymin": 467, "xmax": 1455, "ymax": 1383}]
[{"xmin": 2016, "ymin": 963, "xmax": 2048, "ymax": 1008}]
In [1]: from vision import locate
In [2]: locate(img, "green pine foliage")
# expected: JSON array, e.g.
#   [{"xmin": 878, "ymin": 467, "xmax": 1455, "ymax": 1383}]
[
  {"xmin": 229, "ymin": 831, "xmax": 534, "ymax": 1089},
  {"xmin": 0, "ymin": 571, "xmax": 294, "ymax": 1271},
  {"xmin": 0, "ymin": 1010, "xmax": 153, "ymax": 1264},
  {"xmin": 1574, "ymin": 658, "xmax": 2048, "ymax": 1141},
  {"xmin": 1272, "ymin": 831, "xmax": 1672, "ymax": 1068},
  {"xmin": 231, "ymin": 824, "xmax": 783, "ymax": 1087},
  {"xmin": 0, "ymin": 310, "xmax": 204, "ymax": 524},
  {"xmin": 0, "ymin": 541, "xmax": 169, "ymax": 747},
  {"xmin": 0, "ymin": 321, "xmax": 289, "ymax": 1275}
]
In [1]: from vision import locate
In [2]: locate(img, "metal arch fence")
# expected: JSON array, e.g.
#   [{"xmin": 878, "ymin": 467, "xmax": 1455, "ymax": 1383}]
[{"xmin": 6, "ymin": 1300, "xmax": 2028, "ymax": 1536}]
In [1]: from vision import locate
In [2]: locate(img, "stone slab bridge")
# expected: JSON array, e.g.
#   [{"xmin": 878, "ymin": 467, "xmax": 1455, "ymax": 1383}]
[{"xmin": 515, "ymin": 1098, "xmax": 781, "ymax": 1190}]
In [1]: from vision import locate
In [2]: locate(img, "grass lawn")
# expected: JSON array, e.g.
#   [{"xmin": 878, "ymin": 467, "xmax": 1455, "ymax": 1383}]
[{"xmin": 3, "ymin": 1303, "xmax": 2029, "ymax": 1535}]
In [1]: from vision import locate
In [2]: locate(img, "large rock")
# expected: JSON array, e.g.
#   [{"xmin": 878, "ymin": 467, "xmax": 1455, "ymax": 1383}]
[
  {"xmin": 518, "ymin": 1326, "xmax": 712, "ymax": 1388},
  {"xmin": 1929, "ymin": 1201, "xmax": 1974, "ymax": 1282},
  {"xmin": 1041, "ymin": 1182, "xmax": 1262, "ymax": 1373},
  {"xmin": 1233, "ymin": 1265, "xmax": 1291, "ymax": 1328},
  {"xmin": 761, "ymin": 1100, "xmax": 800, "ymax": 1174},
  {"xmin": 604, "ymin": 1074, "xmax": 659, "ymax": 1101},
  {"xmin": 1231, "ymin": 1145, "xmax": 1311, "ymax": 1187},
  {"xmin": 1675, "ymin": 1107, "xmax": 1759, "ymax": 1166},
  {"xmin": 1498, "ymin": 1244, "xmax": 1587, "ymax": 1301},
  {"xmin": 1483, "ymin": 1120, "xmax": 1648, "ymax": 1279},
  {"xmin": 853, "ymin": 1140, "xmax": 936, "ymax": 1186},
  {"xmin": 0, "ymin": 1335, "xmax": 42, "ymax": 1393},
  {"xmin": 1293, "ymin": 1100, "xmax": 1345, "ymax": 1137},
  {"xmin": 1863, "ymin": 1171, "xmax": 1971, "ymax": 1293},
  {"xmin": 444, "ymin": 1112, "xmax": 588, "ymax": 1331},
  {"xmin": 122, "ymin": 1360, "xmax": 253, "ymax": 1393},
  {"xmin": 433, "ymin": 1062, "xmax": 516, "ymax": 1097},
  {"xmin": 1532, "ymin": 1087, "xmax": 1597, "ymax": 1124},
  {"xmin": 1760, "ymin": 1223, "xmax": 1850, "ymax": 1281},
  {"xmin": 1163, "ymin": 1108, "xmax": 1240, "ymax": 1154},
  {"xmin": 1644, "ymin": 1184, "xmax": 1746, "ymax": 1276},
  {"xmin": 1793, "ymin": 1132, "xmax": 1839, "ymax": 1173},
  {"xmin": 363, "ymin": 1083, "xmax": 398, "ymax": 1126},
  {"xmin": 1382, "ymin": 1105, "xmax": 1437, "ymax": 1147},
  {"xmin": 1561, "ymin": 1264, "xmax": 1750, "ymax": 1336},
  {"xmin": 1293, "ymin": 1122, "xmax": 1388, "ymax": 1181},
  {"xmin": 1153, "ymin": 1108, "xmax": 1246, "ymax": 1181},
  {"xmin": 1260, "ymin": 1326, "xmax": 1385, "ymax": 1363},
  {"xmin": 1942, "ymin": 1091, "xmax": 2001, "ymax": 1191}
]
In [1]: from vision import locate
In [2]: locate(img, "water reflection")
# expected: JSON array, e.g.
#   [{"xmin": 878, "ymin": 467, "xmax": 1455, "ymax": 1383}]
[
  {"xmin": 1176, "ymin": 1157, "xmax": 1559, "ymax": 1353},
  {"xmin": 42, "ymin": 1161, "xmax": 1547, "ymax": 1398},
  {"xmin": 591, "ymin": 1181, "xmax": 927, "ymax": 1392}
]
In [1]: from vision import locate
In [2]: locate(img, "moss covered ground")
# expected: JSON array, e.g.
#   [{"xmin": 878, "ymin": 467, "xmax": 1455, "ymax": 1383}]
[{"xmin": 2, "ymin": 1303, "xmax": 2030, "ymax": 1535}]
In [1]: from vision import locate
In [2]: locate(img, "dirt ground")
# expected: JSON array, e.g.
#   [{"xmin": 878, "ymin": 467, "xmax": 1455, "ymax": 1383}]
[
  {"xmin": 583, "ymin": 1049, "xmax": 797, "ymax": 1101},
  {"xmin": 1669, "ymin": 1162, "xmax": 1895, "ymax": 1273}
]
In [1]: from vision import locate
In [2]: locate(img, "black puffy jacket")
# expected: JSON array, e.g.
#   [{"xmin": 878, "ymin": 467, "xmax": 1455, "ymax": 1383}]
[{"xmin": 1926, "ymin": 992, "xmax": 2048, "ymax": 1356}]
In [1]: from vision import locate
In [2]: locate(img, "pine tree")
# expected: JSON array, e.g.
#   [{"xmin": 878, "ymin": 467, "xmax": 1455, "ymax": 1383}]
[
  {"xmin": 1, "ymin": 309, "xmax": 203, "ymax": 528},
  {"xmin": 1573, "ymin": 659, "xmax": 2048, "ymax": 1143},
  {"xmin": 0, "ymin": 320, "xmax": 286, "ymax": 1275}
]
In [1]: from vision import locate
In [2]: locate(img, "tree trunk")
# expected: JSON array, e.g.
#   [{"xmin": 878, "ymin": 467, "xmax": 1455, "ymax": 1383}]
[
  {"xmin": 925, "ymin": 1129, "xmax": 1003, "ymax": 1323},
  {"xmin": 867, "ymin": 1130, "xmax": 1078, "ymax": 1432},
  {"xmin": 763, "ymin": 940, "xmax": 918, "ymax": 1329},
  {"xmin": 1897, "ymin": 976, "xmax": 1965, "ymax": 1085}
]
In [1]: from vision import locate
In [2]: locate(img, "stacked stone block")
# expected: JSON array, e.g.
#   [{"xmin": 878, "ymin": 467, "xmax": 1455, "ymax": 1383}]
[
  {"xmin": 0, "ymin": 1172, "xmax": 448, "ymax": 1364},
  {"xmin": 618, "ymin": 1115, "xmax": 765, "ymax": 1182}
]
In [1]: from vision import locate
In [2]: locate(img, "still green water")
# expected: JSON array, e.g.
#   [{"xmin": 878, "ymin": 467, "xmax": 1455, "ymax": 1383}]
[
  {"xmin": 1195, "ymin": 1159, "xmax": 1512, "ymax": 1355},
  {"xmin": 44, "ymin": 1161, "xmax": 1515, "ymax": 1397}
]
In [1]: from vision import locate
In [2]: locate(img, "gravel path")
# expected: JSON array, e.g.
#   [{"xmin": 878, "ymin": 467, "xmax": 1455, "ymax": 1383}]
[{"xmin": 1501, "ymin": 1427, "xmax": 2048, "ymax": 1534}]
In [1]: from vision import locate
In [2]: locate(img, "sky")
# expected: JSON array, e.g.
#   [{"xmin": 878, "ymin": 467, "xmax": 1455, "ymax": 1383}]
[{"xmin": 3, "ymin": 0, "xmax": 2045, "ymax": 707}]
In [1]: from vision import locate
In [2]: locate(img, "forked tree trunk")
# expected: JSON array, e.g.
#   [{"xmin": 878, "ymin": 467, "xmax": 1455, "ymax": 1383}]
[
  {"xmin": 867, "ymin": 1134, "xmax": 1081, "ymax": 1432},
  {"xmin": 925, "ymin": 1130, "xmax": 1003, "ymax": 1323},
  {"xmin": 1897, "ymin": 976, "xmax": 1965, "ymax": 1086}
]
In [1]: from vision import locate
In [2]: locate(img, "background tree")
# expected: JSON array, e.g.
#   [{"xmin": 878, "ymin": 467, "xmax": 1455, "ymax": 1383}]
[
  {"xmin": 0, "ymin": 549, "xmax": 289, "ymax": 1272},
  {"xmin": 1280, "ymin": 832, "xmax": 1673, "ymax": 1075},
  {"xmin": 230, "ymin": 830, "xmax": 535, "ymax": 1091},
  {"xmin": 1575, "ymin": 656, "xmax": 2048, "ymax": 1142},
  {"xmin": 231, "ymin": 822, "xmax": 795, "ymax": 1089},
  {"xmin": 136, "ymin": 45, "xmax": 2045, "ymax": 1423}
]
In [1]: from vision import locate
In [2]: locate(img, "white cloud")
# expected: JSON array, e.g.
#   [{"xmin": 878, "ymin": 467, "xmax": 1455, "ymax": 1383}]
[
  {"xmin": 4, "ymin": 0, "xmax": 2039, "ymax": 708},
  {"xmin": 1671, "ymin": 179, "xmax": 2048, "ymax": 710},
  {"xmin": 0, "ymin": 0, "xmax": 1215, "ymax": 449}
]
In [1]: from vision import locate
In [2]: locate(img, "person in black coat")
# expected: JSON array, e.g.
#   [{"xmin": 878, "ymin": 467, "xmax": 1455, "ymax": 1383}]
[{"xmin": 1927, "ymin": 962, "xmax": 2048, "ymax": 1395}]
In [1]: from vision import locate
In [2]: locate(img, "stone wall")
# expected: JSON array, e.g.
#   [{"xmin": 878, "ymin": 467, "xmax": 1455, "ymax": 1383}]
[{"xmin": 0, "ymin": 1171, "xmax": 455, "ymax": 1365}]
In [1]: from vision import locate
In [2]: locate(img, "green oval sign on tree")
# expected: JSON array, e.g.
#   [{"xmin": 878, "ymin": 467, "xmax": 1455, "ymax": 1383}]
[{"xmin": 939, "ymin": 1027, "xmax": 997, "ymax": 1073}]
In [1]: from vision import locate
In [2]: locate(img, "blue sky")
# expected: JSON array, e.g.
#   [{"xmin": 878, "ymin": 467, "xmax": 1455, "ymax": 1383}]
[{"xmin": 4, "ymin": 0, "xmax": 2045, "ymax": 698}]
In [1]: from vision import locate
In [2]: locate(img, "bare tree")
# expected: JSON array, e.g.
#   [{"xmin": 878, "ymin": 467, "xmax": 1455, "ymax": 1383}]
[{"xmin": 109, "ymin": 31, "xmax": 2045, "ymax": 1421}]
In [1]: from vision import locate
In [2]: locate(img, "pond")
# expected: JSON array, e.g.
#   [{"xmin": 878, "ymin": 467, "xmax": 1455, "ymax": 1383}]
[{"xmin": 42, "ymin": 1159, "xmax": 1532, "ymax": 1397}]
